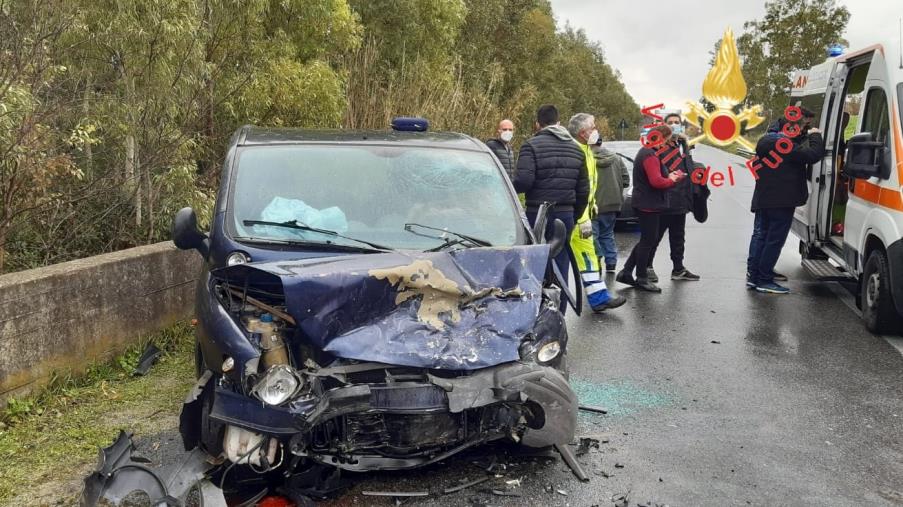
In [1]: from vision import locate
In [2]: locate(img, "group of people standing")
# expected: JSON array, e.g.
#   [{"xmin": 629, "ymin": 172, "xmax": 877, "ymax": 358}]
[{"xmin": 485, "ymin": 104, "xmax": 702, "ymax": 314}]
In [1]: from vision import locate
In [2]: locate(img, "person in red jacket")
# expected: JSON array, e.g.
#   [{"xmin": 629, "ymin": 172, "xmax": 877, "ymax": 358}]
[{"xmin": 616, "ymin": 124, "xmax": 686, "ymax": 292}]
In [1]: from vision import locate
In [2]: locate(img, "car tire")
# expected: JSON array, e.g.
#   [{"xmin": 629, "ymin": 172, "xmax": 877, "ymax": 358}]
[{"xmin": 861, "ymin": 249, "xmax": 902, "ymax": 334}]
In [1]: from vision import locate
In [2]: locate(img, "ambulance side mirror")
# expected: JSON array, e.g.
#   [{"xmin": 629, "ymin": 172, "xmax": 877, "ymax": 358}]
[{"xmin": 845, "ymin": 132, "xmax": 887, "ymax": 180}]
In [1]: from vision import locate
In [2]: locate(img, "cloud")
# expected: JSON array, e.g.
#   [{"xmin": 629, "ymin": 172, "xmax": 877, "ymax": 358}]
[{"xmin": 549, "ymin": 0, "xmax": 898, "ymax": 114}]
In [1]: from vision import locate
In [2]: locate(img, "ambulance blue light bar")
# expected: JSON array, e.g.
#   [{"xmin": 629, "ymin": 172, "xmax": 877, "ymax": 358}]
[
  {"xmin": 828, "ymin": 44, "xmax": 844, "ymax": 57},
  {"xmin": 391, "ymin": 117, "xmax": 430, "ymax": 132}
]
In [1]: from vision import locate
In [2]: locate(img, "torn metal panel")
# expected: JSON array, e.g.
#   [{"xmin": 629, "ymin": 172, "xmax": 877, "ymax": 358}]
[
  {"xmin": 428, "ymin": 362, "xmax": 577, "ymax": 448},
  {"xmin": 196, "ymin": 271, "xmax": 261, "ymax": 379},
  {"xmin": 556, "ymin": 443, "xmax": 590, "ymax": 482},
  {"xmin": 179, "ymin": 370, "xmax": 213, "ymax": 451},
  {"xmin": 214, "ymin": 245, "xmax": 549, "ymax": 369}
]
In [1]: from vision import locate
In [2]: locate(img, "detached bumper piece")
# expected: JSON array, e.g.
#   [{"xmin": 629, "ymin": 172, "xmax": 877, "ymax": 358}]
[{"xmin": 80, "ymin": 431, "xmax": 225, "ymax": 507}]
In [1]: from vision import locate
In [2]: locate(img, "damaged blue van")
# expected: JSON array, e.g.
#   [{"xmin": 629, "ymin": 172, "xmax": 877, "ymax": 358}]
[{"xmin": 171, "ymin": 121, "xmax": 582, "ymax": 496}]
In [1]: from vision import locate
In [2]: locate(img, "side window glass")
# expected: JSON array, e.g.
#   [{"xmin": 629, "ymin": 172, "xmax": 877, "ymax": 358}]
[
  {"xmin": 898, "ymin": 83, "xmax": 903, "ymax": 132},
  {"xmin": 861, "ymin": 88, "xmax": 889, "ymax": 144}
]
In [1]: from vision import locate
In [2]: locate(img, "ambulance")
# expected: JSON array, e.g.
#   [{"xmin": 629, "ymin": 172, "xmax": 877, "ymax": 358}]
[{"xmin": 789, "ymin": 31, "xmax": 903, "ymax": 333}]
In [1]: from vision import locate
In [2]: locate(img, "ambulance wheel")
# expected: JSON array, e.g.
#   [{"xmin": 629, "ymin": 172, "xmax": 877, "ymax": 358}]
[{"xmin": 861, "ymin": 250, "xmax": 902, "ymax": 334}]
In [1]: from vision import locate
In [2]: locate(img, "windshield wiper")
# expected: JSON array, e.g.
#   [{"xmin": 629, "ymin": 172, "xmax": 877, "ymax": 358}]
[
  {"xmin": 232, "ymin": 236, "xmax": 390, "ymax": 254},
  {"xmin": 242, "ymin": 220, "xmax": 394, "ymax": 252},
  {"xmin": 403, "ymin": 222, "xmax": 492, "ymax": 250}
]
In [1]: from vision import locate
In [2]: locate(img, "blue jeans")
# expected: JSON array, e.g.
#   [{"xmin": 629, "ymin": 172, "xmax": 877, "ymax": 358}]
[
  {"xmin": 592, "ymin": 212, "xmax": 618, "ymax": 267},
  {"xmin": 747, "ymin": 207, "xmax": 794, "ymax": 284},
  {"xmin": 527, "ymin": 209, "xmax": 576, "ymax": 313}
]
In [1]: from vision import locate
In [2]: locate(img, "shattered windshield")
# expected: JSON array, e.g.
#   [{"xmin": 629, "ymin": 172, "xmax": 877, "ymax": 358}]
[{"xmin": 228, "ymin": 145, "xmax": 520, "ymax": 250}]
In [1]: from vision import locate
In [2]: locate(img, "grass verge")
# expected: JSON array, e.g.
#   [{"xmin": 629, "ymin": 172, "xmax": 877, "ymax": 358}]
[{"xmin": 0, "ymin": 321, "xmax": 196, "ymax": 505}]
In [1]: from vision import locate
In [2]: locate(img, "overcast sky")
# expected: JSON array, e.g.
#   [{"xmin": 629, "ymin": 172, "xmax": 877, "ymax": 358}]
[{"xmin": 548, "ymin": 0, "xmax": 902, "ymax": 116}]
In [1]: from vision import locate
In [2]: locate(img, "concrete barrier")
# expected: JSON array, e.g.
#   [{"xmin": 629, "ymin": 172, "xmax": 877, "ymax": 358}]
[{"xmin": 0, "ymin": 241, "xmax": 201, "ymax": 402}]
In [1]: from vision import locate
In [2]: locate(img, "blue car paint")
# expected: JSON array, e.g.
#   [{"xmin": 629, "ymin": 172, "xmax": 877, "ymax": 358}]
[{"xmin": 213, "ymin": 244, "xmax": 551, "ymax": 370}]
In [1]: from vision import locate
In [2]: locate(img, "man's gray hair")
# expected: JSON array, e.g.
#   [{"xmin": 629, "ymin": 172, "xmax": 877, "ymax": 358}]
[{"xmin": 567, "ymin": 113, "xmax": 595, "ymax": 137}]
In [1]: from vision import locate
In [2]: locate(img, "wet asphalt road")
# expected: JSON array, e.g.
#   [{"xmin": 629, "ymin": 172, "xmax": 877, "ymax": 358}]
[
  {"xmin": 314, "ymin": 144, "xmax": 903, "ymax": 507},
  {"xmin": 138, "ymin": 145, "xmax": 903, "ymax": 506}
]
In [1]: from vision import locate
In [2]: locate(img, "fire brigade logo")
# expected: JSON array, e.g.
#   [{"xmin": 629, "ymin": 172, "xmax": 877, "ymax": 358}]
[{"xmin": 685, "ymin": 28, "xmax": 764, "ymax": 151}]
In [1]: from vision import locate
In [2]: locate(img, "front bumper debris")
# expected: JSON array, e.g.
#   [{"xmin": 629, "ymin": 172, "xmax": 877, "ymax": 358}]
[
  {"xmin": 80, "ymin": 431, "xmax": 224, "ymax": 507},
  {"xmin": 180, "ymin": 361, "xmax": 576, "ymax": 472}
]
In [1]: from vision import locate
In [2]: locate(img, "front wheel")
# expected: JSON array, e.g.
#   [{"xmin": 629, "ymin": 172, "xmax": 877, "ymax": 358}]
[{"xmin": 861, "ymin": 249, "xmax": 902, "ymax": 334}]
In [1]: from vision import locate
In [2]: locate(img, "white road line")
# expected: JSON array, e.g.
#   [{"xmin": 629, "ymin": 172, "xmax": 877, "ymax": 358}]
[{"xmin": 826, "ymin": 281, "xmax": 903, "ymax": 357}]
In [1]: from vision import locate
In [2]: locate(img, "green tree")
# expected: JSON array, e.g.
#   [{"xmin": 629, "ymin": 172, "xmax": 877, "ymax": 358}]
[
  {"xmin": 0, "ymin": 0, "xmax": 644, "ymax": 274},
  {"xmin": 348, "ymin": 0, "xmax": 466, "ymax": 69},
  {"xmin": 0, "ymin": 1, "xmax": 82, "ymax": 272},
  {"xmin": 736, "ymin": 0, "xmax": 850, "ymax": 126}
]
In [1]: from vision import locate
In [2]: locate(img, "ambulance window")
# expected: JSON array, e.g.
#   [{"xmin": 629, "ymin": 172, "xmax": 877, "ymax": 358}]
[
  {"xmin": 797, "ymin": 94, "xmax": 825, "ymax": 127},
  {"xmin": 897, "ymin": 83, "xmax": 903, "ymax": 132},
  {"xmin": 861, "ymin": 88, "xmax": 889, "ymax": 144}
]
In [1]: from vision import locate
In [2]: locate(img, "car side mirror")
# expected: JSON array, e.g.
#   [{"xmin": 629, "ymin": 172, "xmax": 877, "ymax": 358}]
[
  {"xmin": 845, "ymin": 132, "xmax": 887, "ymax": 179},
  {"xmin": 172, "ymin": 207, "xmax": 210, "ymax": 258},
  {"xmin": 548, "ymin": 218, "xmax": 567, "ymax": 258}
]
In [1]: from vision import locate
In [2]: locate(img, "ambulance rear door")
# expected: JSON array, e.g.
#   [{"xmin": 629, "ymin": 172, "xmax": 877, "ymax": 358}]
[
  {"xmin": 789, "ymin": 68, "xmax": 815, "ymax": 243},
  {"xmin": 789, "ymin": 62, "xmax": 837, "ymax": 246},
  {"xmin": 797, "ymin": 60, "xmax": 840, "ymax": 247}
]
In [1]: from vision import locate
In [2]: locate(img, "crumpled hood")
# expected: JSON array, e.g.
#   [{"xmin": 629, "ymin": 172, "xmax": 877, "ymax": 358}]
[{"xmin": 215, "ymin": 245, "xmax": 550, "ymax": 370}]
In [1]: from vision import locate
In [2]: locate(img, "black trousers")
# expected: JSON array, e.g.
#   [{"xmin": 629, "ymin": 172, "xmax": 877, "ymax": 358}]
[
  {"xmin": 623, "ymin": 211, "xmax": 662, "ymax": 281},
  {"xmin": 649, "ymin": 213, "xmax": 686, "ymax": 271}
]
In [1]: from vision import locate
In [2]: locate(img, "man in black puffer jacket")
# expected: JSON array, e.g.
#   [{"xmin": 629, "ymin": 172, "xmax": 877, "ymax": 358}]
[
  {"xmin": 747, "ymin": 108, "xmax": 824, "ymax": 294},
  {"xmin": 514, "ymin": 104, "xmax": 589, "ymax": 308}
]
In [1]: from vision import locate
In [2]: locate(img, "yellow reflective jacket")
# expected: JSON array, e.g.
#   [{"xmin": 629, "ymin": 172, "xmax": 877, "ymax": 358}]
[{"xmin": 576, "ymin": 141, "xmax": 597, "ymax": 224}]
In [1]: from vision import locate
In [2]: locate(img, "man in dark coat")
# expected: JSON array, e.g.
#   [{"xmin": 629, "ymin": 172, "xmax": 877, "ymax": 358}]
[
  {"xmin": 747, "ymin": 108, "xmax": 824, "ymax": 294},
  {"xmin": 591, "ymin": 139, "xmax": 630, "ymax": 272},
  {"xmin": 514, "ymin": 104, "xmax": 590, "ymax": 311},
  {"xmin": 485, "ymin": 119, "xmax": 516, "ymax": 180}
]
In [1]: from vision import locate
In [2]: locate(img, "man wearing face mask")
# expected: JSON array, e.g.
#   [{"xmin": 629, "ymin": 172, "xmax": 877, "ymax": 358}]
[
  {"xmin": 645, "ymin": 112, "xmax": 701, "ymax": 282},
  {"xmin": 566, "ymin": 113, "xmax": 626, "ymax": 312},
  {"xmin": 485, "ymin": 119, "xmax": 516, "ymax": 180}
]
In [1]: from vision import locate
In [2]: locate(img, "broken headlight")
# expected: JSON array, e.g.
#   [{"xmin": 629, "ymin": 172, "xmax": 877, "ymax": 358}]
[
  {"xmin": 537, "ymin": 341, "xmax": 561, "ymax": 363},
  {"xmin": 226, "ymin": 251, "xmax": 250, "ymax": 266},
  {"xmin": 250, "ymin": 365, "xmax": 301, "ymax": 406}
]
